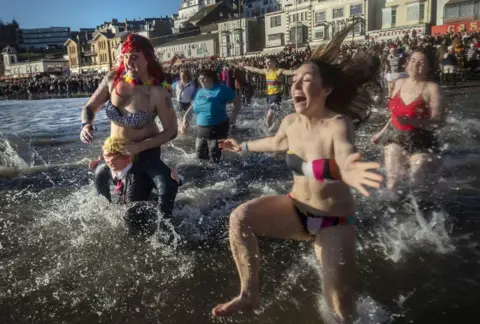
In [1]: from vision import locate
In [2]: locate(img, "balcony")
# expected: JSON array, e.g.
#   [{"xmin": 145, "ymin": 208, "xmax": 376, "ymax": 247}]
[{"xmin": 82, "ymin": 50, "xmax": 96, "ymax": 56}]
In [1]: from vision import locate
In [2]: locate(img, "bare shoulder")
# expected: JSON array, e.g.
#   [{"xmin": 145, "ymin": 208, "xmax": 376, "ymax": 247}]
[
  {"xmin": 282, "ymin": 113, "xmax": 299, "ymax": 126},
  {"xmin": 330, "ymin": 115, "xmax": 354, "ymax": 135},
  {"xmin": 426, "ymin": 81, "xmax": 441, "ymax": 95},
  {"xmin": 151, "ymin": 86, "xmax": 174, "ymax": 111},
  {"xmin": 392, "ymin": 78, "xmax": 406, "ymax": 91},
  {"xmin": 151, "ymin": 85, "xmax": 169, "ymax": 98}
]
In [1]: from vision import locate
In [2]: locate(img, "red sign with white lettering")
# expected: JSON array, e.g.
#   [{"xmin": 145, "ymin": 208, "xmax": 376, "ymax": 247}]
[{"xmin": 432, "ymin": 21, "xmax": 480, "ymax": 34}]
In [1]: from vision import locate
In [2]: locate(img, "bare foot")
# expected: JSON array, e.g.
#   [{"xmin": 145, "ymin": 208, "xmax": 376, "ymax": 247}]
[{"xmin": 212, "ymin": 295, "xmax": 259, "ymax": 317}]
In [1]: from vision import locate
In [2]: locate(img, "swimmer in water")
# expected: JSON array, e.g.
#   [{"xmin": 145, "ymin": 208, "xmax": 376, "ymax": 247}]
[
  {"xmin": 180, "ymin": 69, "xmax": 241, "ymax": 162},
  {"xmin": 372, "ymin": 49, "xmax": 446, "ymax": 204},
  {"xmin": 80, "ymin": 34, "xmax": 179, "ymax": 221},
  {"xmin": 90, "ymin": 136, "xmax": 182, "ymax": 235},
  {"xmin": 235, "ymin": 55, "xmax": 295, "ymax": 129},
  {"xmin": 213, "ymin": 19, "xmax": 383, "ymax": 323}
]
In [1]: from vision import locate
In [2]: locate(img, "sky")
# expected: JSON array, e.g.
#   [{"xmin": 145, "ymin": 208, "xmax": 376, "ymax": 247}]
[{"xmin": 0, "ymin": 0, "xmax": 181, "ymax": 30}]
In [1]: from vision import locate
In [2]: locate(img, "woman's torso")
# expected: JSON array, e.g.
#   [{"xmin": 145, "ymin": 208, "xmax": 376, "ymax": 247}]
[
  {"xmin": 285, "ymin": 115, "xmax": 355, "ymax": 217},
  {"xmin": 108, "ymin": 79, "xmax": 160, "ymax": 142},
  {"xmin": 193, "ymin": 85, "xmax": 230, "ymax": 127},
  {"xmin": 388, "ymin": 79, "xmax": 431, "ymax": 131}
]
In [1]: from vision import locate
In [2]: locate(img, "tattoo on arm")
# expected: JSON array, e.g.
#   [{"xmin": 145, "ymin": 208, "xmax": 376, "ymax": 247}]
[{"xmin": 81, "ymin": 105, "xmax": 95, "ymax": 123}]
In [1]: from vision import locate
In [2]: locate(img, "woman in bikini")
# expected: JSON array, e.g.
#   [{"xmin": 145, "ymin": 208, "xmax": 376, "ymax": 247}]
[
  {"xmin": 212, "ymin": 21, "xmax": 383, "ymax": 323},
  {"xmin": 80, "ymin": 34, "xmax": 179, "ymax": 232},
  {"xmin": 372, "ymin": 50, "xmax": 446, "ymax": 202}
]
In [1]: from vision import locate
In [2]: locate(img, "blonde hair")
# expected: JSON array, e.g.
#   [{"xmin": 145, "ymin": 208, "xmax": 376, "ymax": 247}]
[{"xmin": 102, "ymin": 136, "xmax": 131, "ymax": 156}]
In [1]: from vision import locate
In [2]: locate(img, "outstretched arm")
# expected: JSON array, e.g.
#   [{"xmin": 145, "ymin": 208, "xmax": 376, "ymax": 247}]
[
  {"xmin": 240, "ymin": 65, "xmax": 265, "ymax": 75},
  {"xmin": 242, "ymin": 114, "xmax": 292, "ymax": 152},
  {"xmin": 278, "ymin": 68, "xmax": 296, "ymax": 76}
]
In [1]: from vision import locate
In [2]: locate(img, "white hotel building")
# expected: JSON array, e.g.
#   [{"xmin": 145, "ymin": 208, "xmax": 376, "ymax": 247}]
[{"xmin": 263, "ymin": 0, "xmax": 367, "ymax": 53}]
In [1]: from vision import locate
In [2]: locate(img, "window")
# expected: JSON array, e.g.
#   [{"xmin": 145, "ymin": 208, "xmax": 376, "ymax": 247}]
[
  {"xmin": 268, "ymin": 33, "xmax": 282, "ymax": 41},
  {"xmin": 197, "ymin": 48, "xmax": 203, "ymax": 55},
  {"xmin": 350, "ymin": 4, "xmax": 362, "ymax": 16},
  {"xmin": 290, "ymin": 14, "xmax": 297, "ymax": 23},
  {"xmin": 289, "ymin": 26, "xmax": 307, "ymax": 43},
  {"xmin": 315, "ymin": 11, "xmax": 326, "ymax": 24},
  {"xmin": 333, "ymin": 8, "xmax": 344, "ymax": 19},
  {"xmin": 445, "ymin": 2, "xmax": 475, "ymax": 20},
  {"xmin": 407, "ymin": 3, "xmax": 425, "ymax": 21},
  {"xmin": 382, "ymin": 7, "xmax": 397, "ymax": 25},
  {"xmin": 314, "ymin": 28, "xmax": 325, "ymax": 39}
]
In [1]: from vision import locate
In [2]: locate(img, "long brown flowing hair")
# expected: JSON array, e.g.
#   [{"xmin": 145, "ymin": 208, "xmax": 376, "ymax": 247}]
[
  {"xmin": 113, "ymin": 34, "xmax": 165, "ymax": 89},
  {"xmin": 305, "ymin": 18, "xmax": 374, "ymax": 128}
]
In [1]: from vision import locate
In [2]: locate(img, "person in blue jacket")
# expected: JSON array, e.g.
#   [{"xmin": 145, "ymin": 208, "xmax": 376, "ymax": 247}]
[{"xmin": 179, "ymin": 69, "xmax": 242, "ymax": 162}]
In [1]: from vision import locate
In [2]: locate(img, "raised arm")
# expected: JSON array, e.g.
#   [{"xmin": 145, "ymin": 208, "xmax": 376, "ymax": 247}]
[{"xmin": 134, "ymin": 87, "xmax": 178, "ymax": 153}]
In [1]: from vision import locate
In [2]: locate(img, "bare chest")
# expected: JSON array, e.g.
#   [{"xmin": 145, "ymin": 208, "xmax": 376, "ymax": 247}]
[
  {"xmin": 110, "ymin": 83, "xmax": 154, "ymax": 115},
  {"xmin": 286, "ymin": 122, "xmax": 334, "ymax": 160}
]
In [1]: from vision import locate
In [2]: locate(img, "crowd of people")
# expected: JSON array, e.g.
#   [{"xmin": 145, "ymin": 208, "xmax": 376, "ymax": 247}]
[
  {"xmin": 69, "ymin": 16, "xmax": 456, "ymax": 322},
  {"xmin": 1, "ymin": 29, "xmax": 479, "ymax": 100},
  {"xmin": 0, "ymin": 73, "xmax": 105, "ymax": 99}
]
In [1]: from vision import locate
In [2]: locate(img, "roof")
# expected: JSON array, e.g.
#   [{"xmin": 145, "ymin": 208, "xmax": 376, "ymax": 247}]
[
  {"xmin": 1, "ymin": 45, "xmax": 17, "ymax": 54},
  {"xmin": 64, "ymin": 38, "xmax": 78, "ymax": 47},
  {"xmin": 92, "ymin": 32, "xmax": 116, "ymax": 41},
  {"xmin": 188, "ymin": 3, "xmax": 222, "ymax": 24},
  {"xmin": 154, "ymin": 33, "xmax": 216, "ymax": 48}
]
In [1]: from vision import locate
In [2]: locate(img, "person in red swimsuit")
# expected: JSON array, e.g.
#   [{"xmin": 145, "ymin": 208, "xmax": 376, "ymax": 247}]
[{"xmin": 372, "ymin": 50, "xmax": 446, "ymax": 200}]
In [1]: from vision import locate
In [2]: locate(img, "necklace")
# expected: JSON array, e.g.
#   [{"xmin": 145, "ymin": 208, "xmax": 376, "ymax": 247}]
[{"xmin": 123, "ymin": 72, "xmax": 160, "ymax": 87}]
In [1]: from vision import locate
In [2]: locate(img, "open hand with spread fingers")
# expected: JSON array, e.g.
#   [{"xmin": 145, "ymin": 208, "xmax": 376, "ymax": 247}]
[
  {"xmin": 218, "ymin": 139, "xmax": 242, "ymax": 152},
  {"xmin": 341, "ymin": 152, "xmax": 383, "ymax": 197}
]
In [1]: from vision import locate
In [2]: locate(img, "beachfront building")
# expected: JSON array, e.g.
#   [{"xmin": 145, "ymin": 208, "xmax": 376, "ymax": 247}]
[
  {"xmin": 1, "ymin": 45, "xmax": 69, "ymax": 78},
  {"xmin": 218, "ymin": 17, "xmax": 265, "ymax": 57},
  {"xmin": 17, "ymin": 26, "xmax": 71, "ymax": 49},
  {"xmin": 263, "ymin": 10, "xmax": 287, "ymax": 54},
  {"xmin": 154, "ymin": 2, "xmax": 237, "ymax": 62},
  {"xmin": 433, "ymin": 0, "xmax": 480, "ymax": 34},
  {"xmin": 367, "ymin": 0, "xmax": 435, "ymax": 41},
  {"xmin": 64, "ymin": 31, "xmax": 123, "ymax": 74},
  {"xmin": 155, "ymin": 34, "xmax": 219, "ymax": 61},
  {"xmin": 174, "ymin": 0, "xmax": 240, "ymax": 32},
  {"xmin": 243, "ymin": 0, "xmax": 283, "ymax": 17},
  {"xmin": 310, "ymin": 0, "xmax": 366, "ymax": 46},
  {"xmin": 282, "ymin": 0, "xmax": 313, "ymax": 49}
]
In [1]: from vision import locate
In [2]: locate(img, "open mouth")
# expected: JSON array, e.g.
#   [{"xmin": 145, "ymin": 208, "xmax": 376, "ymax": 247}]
[{"xmin": 294, "ymin": 95, "xmax": 307, "ymax": 104}]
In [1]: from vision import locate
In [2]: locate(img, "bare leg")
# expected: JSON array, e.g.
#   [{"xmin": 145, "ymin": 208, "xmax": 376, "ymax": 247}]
[
  {"xmin": 212, "ymin": 195, "xmax": 310, "ymax": 316},
  {"xmin": 266, "ymin": 107, "xmax": 274, "ymax": 128},
  {"xmin": 409, "ymin": 153, "xmax": 439, "ymax": 191},
  {"xmin": 384, "ymin": 143, "xmax": 409, "ymax": 199},
  {"xmin": 315, "ymin": 225, "xmax": 357, "ymax": 323}
]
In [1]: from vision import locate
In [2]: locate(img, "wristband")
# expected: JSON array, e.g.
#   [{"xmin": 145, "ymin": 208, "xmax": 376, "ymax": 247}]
[
  {"xmin": 242, "ymin": 142, "xmax": 249, "ymax": 152},
  {"xmin": 81, "ymin": 123, "xmax": 96, "ymax": 131}
]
